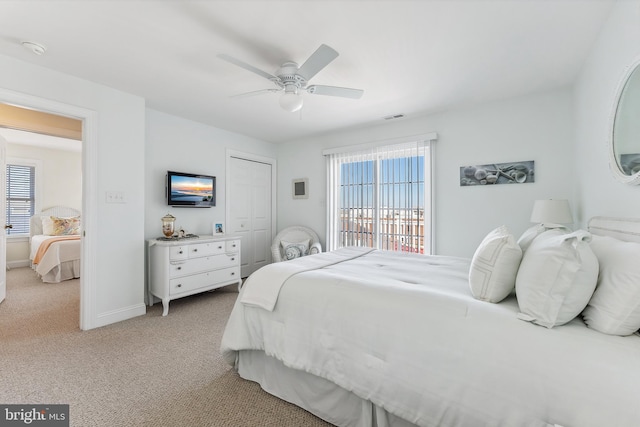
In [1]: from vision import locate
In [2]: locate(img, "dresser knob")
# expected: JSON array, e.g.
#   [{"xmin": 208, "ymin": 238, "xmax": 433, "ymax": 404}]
[
  {"xmin": 193, "ymin": 248, "xmax": 198, "ymax": 252},
  {"xmin": 231, "ymin": 272, "xmax": 235, "ymax": 276},
  {"xmin": 231, "ymin": 257, "xmax": 235, "ymax": 261},
  {"xmin": 177, "ymin": 266, "xmax": 182, "ymax": 270},
  {"xmin": 218, "ymin": 246, "xmax": 223, "ymax": 249},
  {"xmin": 178, "ymin": 250, "xmax": 183, "ymax": 254},
  {"xmin": 177, "ymin": 284, "xmax": 182, "ymax": 288}
]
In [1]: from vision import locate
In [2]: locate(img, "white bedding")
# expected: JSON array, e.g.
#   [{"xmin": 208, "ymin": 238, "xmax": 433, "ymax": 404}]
[
  {"xmin": 221, "ymin": 248, "xmax": 640, "ymax": 427},
  {"xmin": 30, "ymin": 234, "xmax": 81, "ymax": 283}
]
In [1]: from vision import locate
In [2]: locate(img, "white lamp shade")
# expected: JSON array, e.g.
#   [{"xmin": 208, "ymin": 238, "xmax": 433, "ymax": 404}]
[
  {"xmin": 530, "ymin": 199, "xmax": 573, "ymax": 225},
  {"xmin": 279, "ymin": 92, "xmax": 303, "ymax": 112}
]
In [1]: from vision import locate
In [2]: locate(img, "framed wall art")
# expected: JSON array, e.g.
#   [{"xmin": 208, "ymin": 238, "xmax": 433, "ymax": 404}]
[{"xmin": 460, "ymin": 160, "xmax": 535, "ymax": 186}]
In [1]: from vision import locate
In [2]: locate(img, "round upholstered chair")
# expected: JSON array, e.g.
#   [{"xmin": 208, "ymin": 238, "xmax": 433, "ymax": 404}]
[{"xmin": 271, "ymin": 226, "xmax": 322, "ymax": 262}]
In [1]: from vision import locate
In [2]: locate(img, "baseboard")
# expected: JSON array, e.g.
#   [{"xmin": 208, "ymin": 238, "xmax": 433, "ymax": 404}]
[
  {"xmin": 7, "ymin": 260, "xmax": 30, "ymax": 269},
  {"xmin": 92, "ymin": 303, "xmax": 147, "ymax": 329}
]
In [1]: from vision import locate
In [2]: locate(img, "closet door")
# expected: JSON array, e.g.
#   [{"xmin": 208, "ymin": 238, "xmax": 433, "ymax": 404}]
[{"xmin": 229, "ymin": 156, "xmax": 272, "ymax": 278}]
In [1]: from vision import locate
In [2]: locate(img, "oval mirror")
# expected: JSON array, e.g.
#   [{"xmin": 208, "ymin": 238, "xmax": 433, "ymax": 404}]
[{"xmin": 610, "ymin": 58, "xmax": 640, "ymax": 185}]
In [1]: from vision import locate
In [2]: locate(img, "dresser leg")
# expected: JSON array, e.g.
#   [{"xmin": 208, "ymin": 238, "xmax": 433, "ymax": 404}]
[{"xmin": 162, "ymin": 298, "xmax": 170, "ymax": 316}]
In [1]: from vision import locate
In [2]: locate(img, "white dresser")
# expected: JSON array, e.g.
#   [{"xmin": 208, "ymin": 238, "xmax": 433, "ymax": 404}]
[{"xmin": 147, "ymin": 235, "xmax": 241, "ymax": 316}]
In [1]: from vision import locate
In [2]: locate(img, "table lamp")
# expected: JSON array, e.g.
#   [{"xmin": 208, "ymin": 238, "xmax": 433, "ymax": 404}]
[{"xmin": 530, "ymin": 199, "xmax": 573, "ymax": 228}]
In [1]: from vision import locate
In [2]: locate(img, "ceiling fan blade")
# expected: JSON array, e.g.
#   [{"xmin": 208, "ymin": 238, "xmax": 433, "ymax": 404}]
[
  {"xmin": 297, "ymin": 44, "xmax": 339, "ymax": 81},
  {"xmin": 217, "ymin": 54, "xmax": 278, "ymax": 81},
  {"xmin": 307, "ymin": 85, "xmax": 364, "ymax": 99},
  {"xmin": 230, "ymin": 88, "xmax": 282, "ymax": 98}
]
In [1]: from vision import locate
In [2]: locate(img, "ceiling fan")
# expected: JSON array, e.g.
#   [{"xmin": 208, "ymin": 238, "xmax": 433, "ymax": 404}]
[{"xmin": 218, "ymin": 44, "xmax": 364, "ymax": 113}]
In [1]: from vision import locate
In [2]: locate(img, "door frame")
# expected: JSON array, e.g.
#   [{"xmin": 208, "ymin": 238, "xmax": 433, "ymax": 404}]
[
  {"xmin": 225, "ymin": 149, "xmax": 277, "ymax": 269},
  {"xmin": 0, "ymin": 87, "xmax": 98, "ymax": 330}
]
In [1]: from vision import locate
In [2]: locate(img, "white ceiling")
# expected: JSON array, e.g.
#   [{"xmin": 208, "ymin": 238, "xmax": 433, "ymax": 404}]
[
  {"xmin": 0, "ymin": 1, "xmax": 615, "ymax": 144},
  {"xmin": 0, "ymin": 128, "xmax": 81, "ymax": 152}
]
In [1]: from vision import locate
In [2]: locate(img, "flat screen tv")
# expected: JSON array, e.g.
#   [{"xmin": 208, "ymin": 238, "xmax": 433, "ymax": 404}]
[{"xmin": 166, "ymin": 171, "xmax": 215, "ymax": 207}]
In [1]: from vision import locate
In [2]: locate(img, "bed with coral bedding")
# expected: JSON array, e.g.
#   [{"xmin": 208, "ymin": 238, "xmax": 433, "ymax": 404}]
[
  {"xmin": 29, "ymin": 206, "xmax": 81, "ymax": 283},
  {"xmin": 220, "ymin": 217, "xmax": 640, "ymax": 427}
]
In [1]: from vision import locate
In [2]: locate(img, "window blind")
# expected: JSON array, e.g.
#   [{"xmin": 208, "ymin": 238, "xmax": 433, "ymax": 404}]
[
  {"xmin": 326, "ymin": 140, "xmax": 432, "ymax": 253},
  {"xmin": 6, "ymin": 164, "xmax": 35, "ymax": 235}
]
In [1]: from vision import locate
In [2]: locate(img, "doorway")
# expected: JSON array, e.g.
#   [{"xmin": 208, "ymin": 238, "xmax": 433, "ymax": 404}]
[{"xmin": 0, "ymin": 89, "xmax": 97, "ymax": 330}]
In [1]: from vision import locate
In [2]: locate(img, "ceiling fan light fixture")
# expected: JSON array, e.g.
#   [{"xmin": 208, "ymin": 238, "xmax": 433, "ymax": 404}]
[{"xmin": 279, "ymin": 89, "xmax": 303, "ymax": 113}]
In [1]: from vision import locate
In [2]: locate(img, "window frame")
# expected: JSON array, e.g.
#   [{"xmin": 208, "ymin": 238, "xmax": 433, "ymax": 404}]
[
  {"xmin": 324, "ymin": 134, "xmax": 437, "ymax": 254},
  {"xmin": 6, "ymin": 157, "xmax": 42, "ymax": 239}
]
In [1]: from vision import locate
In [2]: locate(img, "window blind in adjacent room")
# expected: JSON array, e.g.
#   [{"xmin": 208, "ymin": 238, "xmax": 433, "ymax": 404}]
[{"xmin": 6, "ymin": 164, "xmax": 35, "ymax": 235}]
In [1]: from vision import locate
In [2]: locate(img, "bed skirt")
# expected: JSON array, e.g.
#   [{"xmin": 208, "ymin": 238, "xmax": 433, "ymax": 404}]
[
  {"xmin": 236, "ymin": 350, "xmax": 418, "ymax": 427},
  {"xmin": 34, "ymin": 259, "xmax": 80, "ymax": 283}
]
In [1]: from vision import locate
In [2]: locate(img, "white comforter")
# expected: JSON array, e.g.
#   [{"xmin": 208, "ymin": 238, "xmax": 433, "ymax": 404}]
[{"xmin": 221, "ymin": 248, "xmax": 640, "ymax": 427}]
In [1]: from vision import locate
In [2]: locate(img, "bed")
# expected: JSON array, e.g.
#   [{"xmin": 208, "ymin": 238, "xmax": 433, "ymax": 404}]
[
  {"xmin": 30, "ymin": 206, "xmax": 81, "ymax": 283},
  {"xmin": 220, "ymin": 216, "xmax": 640, "ymax": 427}
]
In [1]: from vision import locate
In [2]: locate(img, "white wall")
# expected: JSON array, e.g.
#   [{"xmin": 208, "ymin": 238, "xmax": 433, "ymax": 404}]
[
  {"xmin": 144, "ymin": 109, "xmax": 277, "ymax": 240},
  {"xmin": 278, "ymin": 89, "xmax": 574, "ymax": 258},
  {"xmin": 4, "ymin": 143, "xmax": 82, "ymax": 265},
  {"xmin": 0, "ymin": 53, "xmax": 146, "ymax": 329},
  {"xmin": 6, "ymin": 143, "xmax": 82, "ymax": 210},
  {"xmin": 574, "ymin": 1, "xmax": 640, "ymax": 226}
]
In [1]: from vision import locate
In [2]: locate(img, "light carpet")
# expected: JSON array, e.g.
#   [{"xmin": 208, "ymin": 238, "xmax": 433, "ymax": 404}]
[{"xmin": 0, "ymin": 267, "xmax": 332, "ymax": 426}]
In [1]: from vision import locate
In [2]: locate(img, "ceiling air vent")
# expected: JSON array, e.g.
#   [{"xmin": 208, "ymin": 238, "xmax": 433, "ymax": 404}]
[{"xmin": 383, "ymin": 114, "xmax": 405, "ymax": 120}]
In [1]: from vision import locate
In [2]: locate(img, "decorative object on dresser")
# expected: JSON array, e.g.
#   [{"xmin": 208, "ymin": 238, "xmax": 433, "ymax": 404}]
[
  {"xmin": 161, "ymin": 213, "xmax": 176, "ymax": 237},
  {"xmin": 29, "ymin": 206, "xmax": 81, "ymax": 283},
  {"xmin": 270, "ymin": 226, "xmax": 322, "ymax": 262},
  {"xmin": 214, "ymin": 222, "xmax": 224, "ymax": 235},
  {"xmin": 148, "ymin": 235, "xmax": 241, "ymax": 316}
]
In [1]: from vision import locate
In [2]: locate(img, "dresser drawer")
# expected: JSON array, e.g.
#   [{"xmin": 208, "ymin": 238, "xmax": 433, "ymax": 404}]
[
  {"xmin": 169, "ymin": 271, "xmax": 216, "ymax": 295},
  {"xmin": 188, "ymin": 241, "xmax": 226, "ymax": 258},
  {"xmin": 169, "ymin": 246, "xmax": 188, "ymax": 261},
  {"xmin": 216, "ymin": 266, "xmax": 241, "ymax": 283},
  {"xmin": 169, "ymin": 254, "xmax": 239, "ymax": 278},
  {"xmin": 226, "ymin": 239, "xmax": 240, "ymax": 253}
]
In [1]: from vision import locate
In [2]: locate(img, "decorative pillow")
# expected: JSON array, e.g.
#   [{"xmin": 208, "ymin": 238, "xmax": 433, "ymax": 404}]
[
  {"xmin": 469, "ymin": 225, "xmax": 523, "ymax": 303},
  {"xmin": 280, "ymin": 239, "xmax": 310, "ymax": 260},
  {"xmin": 582, "ymin": 235, "xmax": 640, "ymax": 336},
  {"xmin": 309, "ymin": 242, "xmax": 322, "ymax": 255},
  {"xmin": 42, "ymin": 216, "xmax": 81, "ymax": 236},
  {"xmin": 515, "ymin": 229, "xmax": 598, "ymax": 328}
]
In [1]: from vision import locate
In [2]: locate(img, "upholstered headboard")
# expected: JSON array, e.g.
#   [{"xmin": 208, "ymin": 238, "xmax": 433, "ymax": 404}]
[
  {"xmin": 588, "ymin": 216, "xmax": 640, "ymax": 243},
  {"xmin": 30, "ymin": 206, "xmax": 81, "ymax": 236}
]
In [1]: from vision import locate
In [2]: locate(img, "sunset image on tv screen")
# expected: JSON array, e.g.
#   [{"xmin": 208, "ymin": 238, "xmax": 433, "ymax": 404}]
[{"xmin": 171, "ymin": 175, "xmax": 213, "ymax": 202}]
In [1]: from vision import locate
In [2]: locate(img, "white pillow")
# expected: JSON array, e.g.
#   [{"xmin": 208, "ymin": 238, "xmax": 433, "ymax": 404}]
[
  {"xmin": 517, "ymin": 224, "xmax": 570, "ymax": 253},
  {"xmin": 469, "ymin": 225, "xmax": 523, "ymax": 303},
  {"xmin": 582, "ymin": 235, "xmax": 640, "ymax": 336},
  {"xmin": 515, "ymin": 229, "xmax": 598, "ymax": 328},
  {"xmin": 280, "ymin": 239, "xmax": 310, "ymax": 260}
]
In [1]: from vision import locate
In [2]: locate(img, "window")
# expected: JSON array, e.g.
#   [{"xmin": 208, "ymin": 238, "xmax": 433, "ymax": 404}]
[
  {"xmin": 325, "ymin": 136, "xmax": 435, "ymax": 254},
  {"xmin": 6, "ymin": 162, "xmax": 37, "ymax": 236}
]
